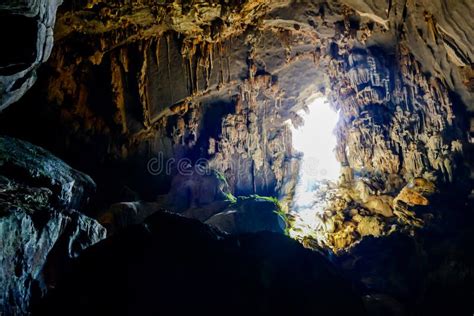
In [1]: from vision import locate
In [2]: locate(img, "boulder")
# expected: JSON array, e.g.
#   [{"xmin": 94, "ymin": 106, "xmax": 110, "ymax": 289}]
[
  {"xmin": 363, "ymin": 195, "xmax": 394, "ymax": 218},
  {"xmin": 353, "ymin": 215, "xmax": 385, "ymax": 237},
  {"xmin": 0, "ymin": 137, "xmax": 105, "ymax": 315},
  {"xmin": 394, "ymin": 178, "xmax": 436, "ymax": 207},
  {"xmin": 205, "ymin": 195, "xmax": 285, "ymax": 235},
  {"xmin": 393, "ymin": 178, "xmax": 437, "ymax": 228},
  {"xmin": 0, "ymin": 136, "xmax": 96, "ymax": 209},
  {"xmin": 97, "ymin": 171, "xmax": 233, "ymax": 235}
]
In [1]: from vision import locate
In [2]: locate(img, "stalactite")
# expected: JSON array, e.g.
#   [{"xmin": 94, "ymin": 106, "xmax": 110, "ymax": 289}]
[
  {"xmin": 139, "ymin": 40, "xmax": 151, "ymax": 129},
  {"xmin": 110, "ymin": 53, "xmax": 128, "ymax": 134},
  {"xmin": 166, "ymin": 34, "xmax": 174, "ymax": 104},
  {"xmin": 154, "ymin": 37, "xmax": 161, "ymax": 69}
]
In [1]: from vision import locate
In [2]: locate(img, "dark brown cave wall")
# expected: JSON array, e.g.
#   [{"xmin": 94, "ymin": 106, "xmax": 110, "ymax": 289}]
[{"xmin": 1, "ymin": 0, "xmax": 472, "ymax": 204}]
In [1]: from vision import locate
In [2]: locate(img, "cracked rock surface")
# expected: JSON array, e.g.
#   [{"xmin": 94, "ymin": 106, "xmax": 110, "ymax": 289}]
[{"xmin": 0, "ymin": 137, "xmax": 106, "ymax": 315}]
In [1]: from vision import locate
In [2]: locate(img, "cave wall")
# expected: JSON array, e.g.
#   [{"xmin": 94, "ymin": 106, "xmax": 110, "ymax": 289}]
[
  {"xmin": 330, "ymin": 28, "xmax": 465, "ymax": 187},
  {"xmin": 332, "ymin": 0, "xmax": 472, "ymax": 187}
]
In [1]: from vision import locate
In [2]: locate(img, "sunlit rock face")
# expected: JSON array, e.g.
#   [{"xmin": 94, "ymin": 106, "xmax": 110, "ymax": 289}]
[{"xmin": 0, "ymin": 137, "xmax": 106, "ymax": 314}]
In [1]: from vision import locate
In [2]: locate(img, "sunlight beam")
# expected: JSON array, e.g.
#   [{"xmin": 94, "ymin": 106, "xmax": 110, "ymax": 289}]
[
  {"xmin": 290, "ymin": 97, "xmax": 340, "ymax": 211},
  {"xmin": 288, "ymin": 97, "xmax": 341, "ymax": 244}
]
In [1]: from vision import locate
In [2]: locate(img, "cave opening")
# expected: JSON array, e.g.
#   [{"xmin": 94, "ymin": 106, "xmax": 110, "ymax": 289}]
[{"xmin": 288, "ymin": 96, "xmax": 341, "ymax": 242}]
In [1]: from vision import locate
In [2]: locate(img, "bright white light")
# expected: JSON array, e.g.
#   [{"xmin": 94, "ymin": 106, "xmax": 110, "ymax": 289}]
[
  {"xmin": 290, "ymin": 97, "xmax": 340, "ymax": 211},
  {"xmin": 288, "ymin": 97, "xmax": 341, "ymax": 246}
]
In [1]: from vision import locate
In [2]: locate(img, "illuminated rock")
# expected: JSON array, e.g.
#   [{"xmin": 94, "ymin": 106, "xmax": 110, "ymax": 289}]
[
  {"xmin": 362, "ymin": 196, "xmax": 394, "ymax": 218},
  {"xmin": 394, "ymin": 178, "xmax": 437, "ymax": 207},
  {"xmin": 392, "ymin": 178, "xmax": 437, "ymax": 228}
]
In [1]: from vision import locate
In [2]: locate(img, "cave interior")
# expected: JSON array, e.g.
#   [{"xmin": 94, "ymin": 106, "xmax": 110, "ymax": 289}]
[{"xmin": 0, "ymin": 0, "xmax": 473, "ymax": 315}]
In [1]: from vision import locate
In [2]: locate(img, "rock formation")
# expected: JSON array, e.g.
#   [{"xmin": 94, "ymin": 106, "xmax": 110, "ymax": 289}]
[
  {"xmin": 0, "ymin": 0, "xmax": 62, "ymax": 110},
  {"xmin": 0, "ymin": 137, "xmax": 106, "ymax": 314},
  {"xmin": 0, "ymin": 0, "xmax": 471, "ymax": 258}
]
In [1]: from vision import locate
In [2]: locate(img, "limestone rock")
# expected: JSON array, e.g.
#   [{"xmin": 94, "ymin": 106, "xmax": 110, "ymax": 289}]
[
  {"xmin": 392, "ymin": 178, "xmax": 437, "ymax": 228},
  {"xmin": 354, "ymin": 214, "xmax": 385, "ymax": 237},
  {"xmin": 98, "ymin": 172, "xmax": 234, "ymax": 234},
  {"xmin": 0, "ymin": 136, "xmax": 95, "ymax": 210},
  {"xmin": 362, "ymin": 195, "xmax": 394, "ymax": 217},
  {"xmin": 0, "ymin": 137, "xmax": 105, "ymax": 314},
  {"xmin": 0, "ymin": 0, "xmax": 470, "ymax": 263},
  {"xmin": 288, "ymin": 182, "xmax": 390, "ymax": 252},
  {"xmin": 0, "ymin": 206, "xmax": 104, "ymax": 315},
  {"xmin": 394, "ymin": 178, "xmax": 436, "ymax": 207}
]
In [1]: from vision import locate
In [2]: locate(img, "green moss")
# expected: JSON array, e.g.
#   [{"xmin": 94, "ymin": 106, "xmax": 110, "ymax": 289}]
[
  {"xmin": 224, "ymin": 192, "xmax": 237, "ymax": 203},
  {"xmin": 214, "ymin": 170, "xmax": 228, "ymax": 185},
  {"xmin": 213, "ymin": 170, "xmax": 237, "ymax": 203}
]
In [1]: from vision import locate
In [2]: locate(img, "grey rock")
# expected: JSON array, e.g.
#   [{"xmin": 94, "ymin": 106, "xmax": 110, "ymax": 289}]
[
  {"xmin": 0, "ymin": 137, "xmax": 106, "ymax": 315},
  {"xmin": 0, "ymin": 136, "xmax": 95, "ymax": 210},
  {"xmin": 0, "ymin": 0, "xmax": 62, "ymax": 110},
  {"xmin": 0, "ymin": 205, "xmax": 106, "ymax": 315}
]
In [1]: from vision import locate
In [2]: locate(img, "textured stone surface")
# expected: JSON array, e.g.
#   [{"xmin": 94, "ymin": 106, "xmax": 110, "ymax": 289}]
[
  {"xmin": 288, "ymin": 176, "xmax": 439, "ymax": 252},
  {"xmin": 0, "ymin": 0, "xmax": 62, "ymax": 110},
  {"xmin": 0, "ymin": 136, "xmax": 95, "ymax": 209},
  {"xmin": 0, "ymin": 1, "xmax": 472, "ymax": 314},
  {"xmin": 0, "ymin": 137, "xmax": 105, "ymax": 315}
]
